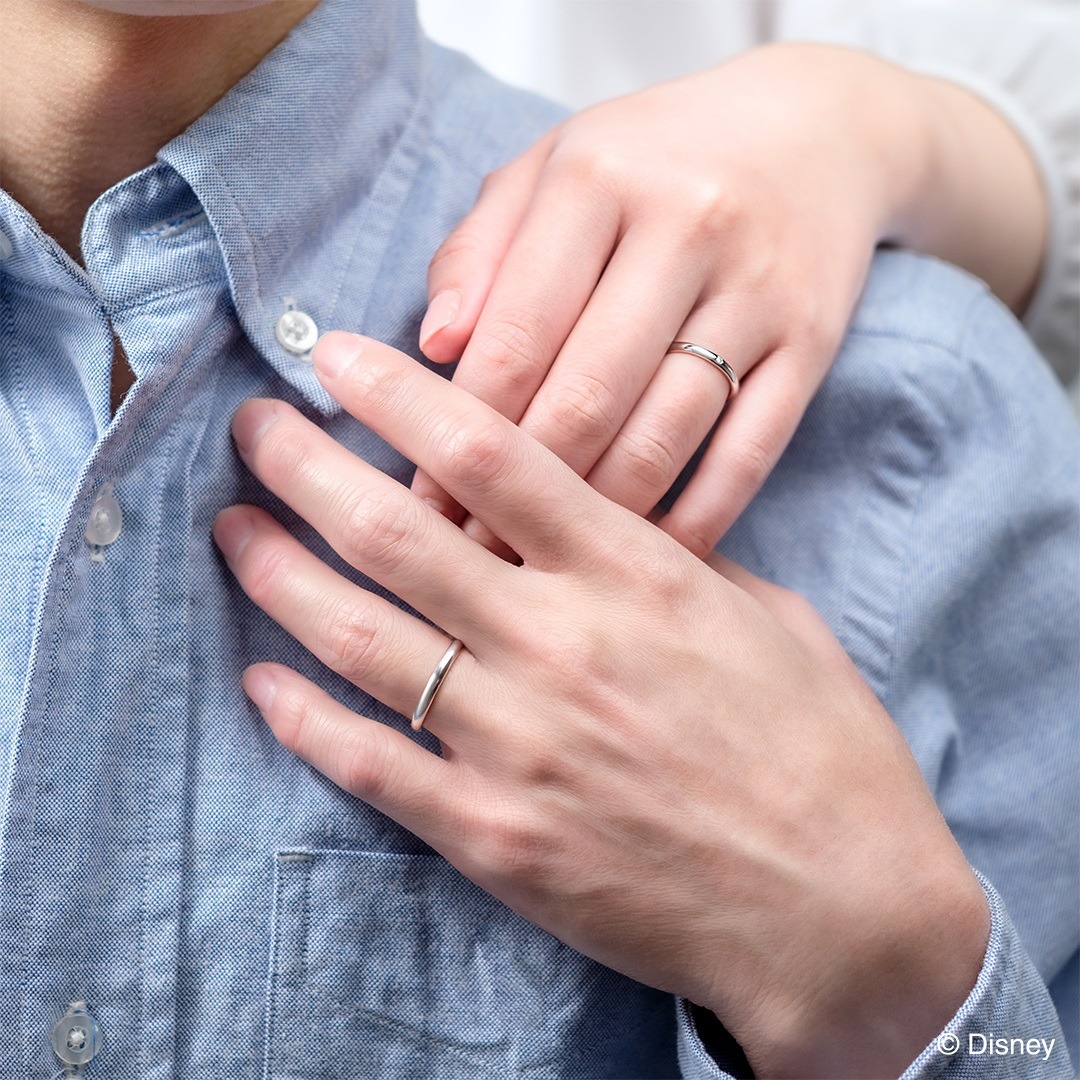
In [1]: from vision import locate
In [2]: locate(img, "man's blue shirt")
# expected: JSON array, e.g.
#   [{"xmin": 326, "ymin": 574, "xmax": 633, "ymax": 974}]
[{"xmin": 0, "ymin": 2, "xmax": 1075, "ymax": 1076}]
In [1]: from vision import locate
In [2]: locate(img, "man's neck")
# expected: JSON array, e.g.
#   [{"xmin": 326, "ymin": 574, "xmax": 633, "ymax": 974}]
[{"xmin": 0, "ymin": 0, "xmax": 319, "ymax": 263}]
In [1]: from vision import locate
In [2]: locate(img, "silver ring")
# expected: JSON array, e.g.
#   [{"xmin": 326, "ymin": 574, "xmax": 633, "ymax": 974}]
[
  {"xmin": 411, "ymin": 638, "xmax": 465, "ymax": 731},
  {"xmin": 666, "ymin": 341, "xmax": 739, "ymax": 398}
]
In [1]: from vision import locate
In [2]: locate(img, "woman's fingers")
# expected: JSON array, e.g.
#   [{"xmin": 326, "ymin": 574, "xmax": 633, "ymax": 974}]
[
  {"xmin": 420, "ymin": 135, "xmax": 555, "ymax": 363},
  {"xmin": 410, "ymin": 163, "xmax": 621, "ymax": 515},
  {"xmin": 579, "ymin": 348, "xmax": 729, "ymax": 518},
  {"xmin": 313, "ymin": 332, "xmax": 623, "ymax": 568},
  {"xmin": 230, "ymin": 396, "xmax": 519, "ymax": 635},
  {"xmin": 658, "ymin": 346, "xmax": 826, "ymax": 556},
  {"xmin": 454, "ymin": 228, "xmax": 719, "ymax": 552},
  {"xmin": 509, "ymin": 223, "xmax": 707, "ymax": 475},
  {"xmin": 579, "ymin": 292, "xmax": 768, "ymax": 517}
]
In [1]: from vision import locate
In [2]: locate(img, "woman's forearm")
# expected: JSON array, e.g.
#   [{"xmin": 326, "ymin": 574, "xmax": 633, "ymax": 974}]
[{"xmin": 892, "ymin": 68, "xmax": 1048, "ymax": 315}]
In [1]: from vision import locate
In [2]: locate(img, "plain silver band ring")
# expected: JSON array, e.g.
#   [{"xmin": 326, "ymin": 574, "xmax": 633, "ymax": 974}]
[
  {"xmin": 667, "ymin": 341, "xmax": 739, "ymax": 398},
  {"xmin": 411, "ymin": 638, "xmax": 465, "ymax": 731}
]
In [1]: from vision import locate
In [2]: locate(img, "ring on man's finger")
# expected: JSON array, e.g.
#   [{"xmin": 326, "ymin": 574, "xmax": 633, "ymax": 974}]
[
  {"xmin": 411, "ymin": 637, "xmax": 465, "ymax": 731},
  {"xmin": 666, "ymin": 341, "xmax": 739, "ymax": 398}
]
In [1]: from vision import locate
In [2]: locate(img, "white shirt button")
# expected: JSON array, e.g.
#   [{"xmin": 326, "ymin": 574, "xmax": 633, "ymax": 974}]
[
  {"xmin": 0, "ymin": 227, "xmax": 13, "ymax": 262},
  {"xmin": 51, "ymin": 1002, "xmax": 101, "ymax": 1067},
  {"xmin": 86, "ymin": 484, "xmax": 123, "ymax": 549},
  {"xmin": 275, "ymin": 304, "xmax": 318, "ymax": 356}
]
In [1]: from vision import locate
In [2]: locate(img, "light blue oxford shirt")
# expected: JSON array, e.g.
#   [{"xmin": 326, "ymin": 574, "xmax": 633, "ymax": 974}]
[{"xmin": 0, "ymin": 1, "xmax": 1076, "ymax": 1077}]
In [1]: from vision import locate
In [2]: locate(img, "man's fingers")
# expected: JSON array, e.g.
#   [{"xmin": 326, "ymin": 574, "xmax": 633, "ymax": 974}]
[
  {"xmin": 213, "ymin": 504, "xmax": 484, "ymax": 732},
  {"xmin": 421, "ymin": 137, "xmax": 554, "ymax": 363},
  {"xmin": 230, "ymin": 397, "xmax": 517, "ymax": 633},
  {"xmin": 658, "ymin": 349, "xmax": 821, "ymax": 557},
  {"xmin": 244, "ymin": 661, "xmax": 460, "ymax": 844},
  {"xmin": 313, "ymin": 332, "xmax": 623, "ymax": 568}
]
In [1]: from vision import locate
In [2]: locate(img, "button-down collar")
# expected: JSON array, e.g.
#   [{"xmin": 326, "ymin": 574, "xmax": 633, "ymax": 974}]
[
  {"xmin": 159, "ymin": 0, "xmax": 430, "ymax": 415},
  {"xmin": 0, "ymin": 0, "xmax": 429, "ymax": 417}
]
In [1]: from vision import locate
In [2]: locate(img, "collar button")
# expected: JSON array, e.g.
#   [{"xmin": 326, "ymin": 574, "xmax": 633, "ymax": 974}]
[{"xmin": 275, "ymin": 300, "xmax": 318, "ymax": 357}]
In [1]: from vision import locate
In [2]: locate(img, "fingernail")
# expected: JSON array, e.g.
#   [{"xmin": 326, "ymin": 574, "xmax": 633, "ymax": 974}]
[
  {"xmin": 419, "ymin": 290, "xmax": 460, "ymax": 350},
  {"xmin": 212, "ymin": 506, "xmax": 255, "ymax": 561},
  {"xmin": 312, "ymin": 330, "xmax": 363, "ymax": 380},
  {"xmin": 243, "ymin": 664, "xmax": 278, "ymax": 712},
  {"xmin": 232, "ymin": 399, "xmax": 279, "ymax": 456}
]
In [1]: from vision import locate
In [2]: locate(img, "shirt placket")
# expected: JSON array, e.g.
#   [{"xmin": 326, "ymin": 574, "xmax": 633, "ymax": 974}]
[{"xmin": 0, "ymin": 171, "xmax": 229, "ymax": 1079}]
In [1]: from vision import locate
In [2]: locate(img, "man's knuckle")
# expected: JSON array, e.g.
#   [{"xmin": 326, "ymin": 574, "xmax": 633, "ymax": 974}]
[
  {"xmin": 478, "ymin": 808, "xmax": 552, "ymax": 882},
  {"xmin": 322, "ymin": 600, "xmax": 385, "ymax": 682},
  {"xmin": 514, "ymin": 735, "xmax": 565, "ymax": 790},
  {"xmin": 259, "ymin": 423, "xmax": 316, "ymax": 486},
  {"xmin": 244, "ymin": 540, "xmax": 292, "ymax": 607},
  {"xmin": 621, "ymin": 545, "xmax": 692, "ymax": 608},
  {"xmin": 341, "ymin": 489, "xmax": 422, "ymax": 571},
  {"xmin": 544, "ymin": 626, "xmax": 623, "ymax": 709},
  {"xmin": 438, "ymin": 418, "xmax": 514, "ymax": 490},
  {"xmin": 349, "ymin": 358, "xmax": 404, "ymax": 413},
  {"xmin": 274, "ymin": 681, "xmax": 322, "ymax": 756},
  {"xmin": 342, "ymin": 727, "xmax": 396, "ymax": 802}
]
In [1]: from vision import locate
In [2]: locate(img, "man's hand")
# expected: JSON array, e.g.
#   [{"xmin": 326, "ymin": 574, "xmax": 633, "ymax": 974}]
[{"xmin": 213, "ymin": 331, "xmax": 988, "ymax": 1079}]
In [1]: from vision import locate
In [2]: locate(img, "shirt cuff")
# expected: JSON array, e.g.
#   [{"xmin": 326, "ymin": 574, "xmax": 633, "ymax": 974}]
[{"xmin": 675, "ymin": 872, "xmax": 1071, "ymax": 1079}]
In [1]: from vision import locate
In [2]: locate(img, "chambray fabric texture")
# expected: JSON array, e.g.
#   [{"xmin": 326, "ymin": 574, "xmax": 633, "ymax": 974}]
[{"xmin": 0, "ymin": 1, "xmax": 1076, "ymax": 1077}]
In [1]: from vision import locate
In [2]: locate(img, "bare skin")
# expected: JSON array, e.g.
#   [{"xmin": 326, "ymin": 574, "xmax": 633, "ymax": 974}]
[
  {"xmin": 413, "ymin": 43, "xmax": 1049, "ymax": 555},
  {"xmin": 0, "ymin": 0, "xmax": 318, "ymax": 411}
]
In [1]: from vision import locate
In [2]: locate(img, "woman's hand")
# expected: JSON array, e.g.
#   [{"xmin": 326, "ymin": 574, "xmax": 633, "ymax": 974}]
[
  {"xmin": 413, "ymin": 42, "xmax": 1046, "ymax": 557},
  {"xmin": 215, "ymin": 331, "xmax": 988, "ymax": 1079}
]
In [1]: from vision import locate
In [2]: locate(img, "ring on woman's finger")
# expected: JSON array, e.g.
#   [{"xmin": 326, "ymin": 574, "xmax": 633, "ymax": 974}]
[
  {"xmin": 666, "ymin": 341, "xmax": 739, "ymax": 398},
  {"xmin": 411, "ymin": 637, "xmax": 466, "ymax": 731}
]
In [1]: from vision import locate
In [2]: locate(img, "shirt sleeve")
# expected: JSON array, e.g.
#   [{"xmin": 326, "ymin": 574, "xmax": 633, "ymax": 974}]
[
  {"xmin": 674, "ymin": 875, "xmax": 1075, "ymax": 1079},
  {"xmin": 772, "ymin": 0, "xmax": 1080, "ymax": 389}
]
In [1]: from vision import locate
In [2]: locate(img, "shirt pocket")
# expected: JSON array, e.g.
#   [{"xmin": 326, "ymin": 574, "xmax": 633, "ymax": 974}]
[{"xmin": 263, "ymin": 848, "xmax": 676, "ymax": 1080}]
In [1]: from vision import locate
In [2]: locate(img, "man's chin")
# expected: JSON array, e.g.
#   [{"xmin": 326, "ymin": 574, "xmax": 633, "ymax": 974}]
[{"xmin": 77, "ymin": 0, "xmax": 281, "ymax": 14}]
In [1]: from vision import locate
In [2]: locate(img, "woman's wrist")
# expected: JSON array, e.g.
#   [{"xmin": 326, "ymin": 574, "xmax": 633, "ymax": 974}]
[
  {"xmin": 765, "ymin": 41, "xmax": 1048, "ymax": 316},
  {"xmin": 884, "ymin": 65, "xmax": 1047, "ymax": 314}
]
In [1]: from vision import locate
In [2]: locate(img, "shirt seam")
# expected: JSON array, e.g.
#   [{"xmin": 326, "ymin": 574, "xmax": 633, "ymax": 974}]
[
  {"xmin": 877, "ymin": 287, "xmax": 987, "ymax": 707},
  {"xmin": 830, "ymin": 288, "xmax": 984, "ymax": 701}
]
